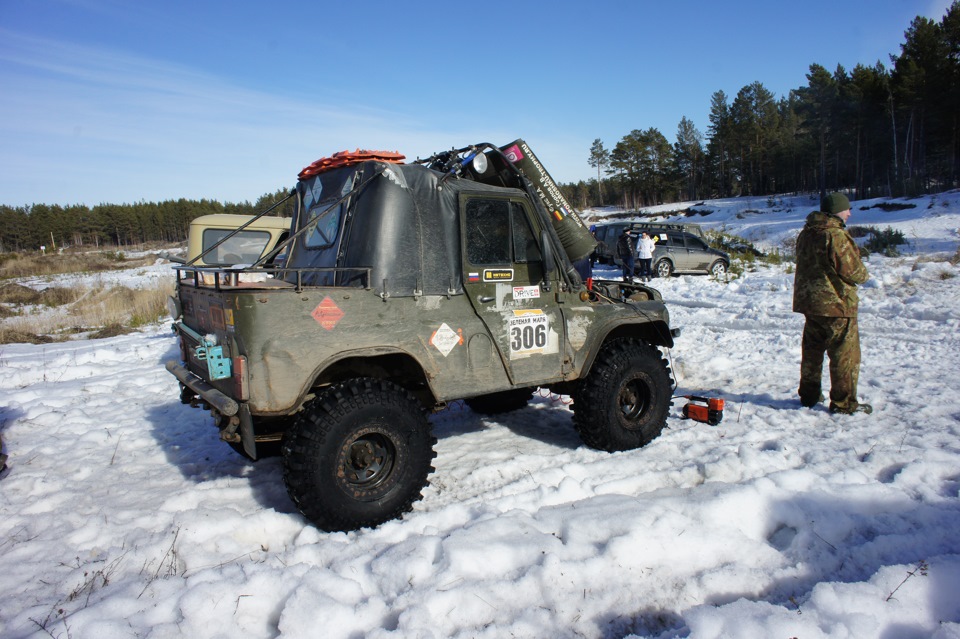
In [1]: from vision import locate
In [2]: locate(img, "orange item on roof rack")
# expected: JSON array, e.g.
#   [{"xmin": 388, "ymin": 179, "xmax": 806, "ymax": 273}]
[{"xmin": 298, "ymin": 149, "xmax": 406, "ymax": 179}]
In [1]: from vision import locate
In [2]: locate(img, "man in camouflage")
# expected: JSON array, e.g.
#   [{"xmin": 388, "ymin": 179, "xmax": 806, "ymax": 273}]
[{"xmin": 793, "ymin": 193, "xmax": 871, "ymax": 415}]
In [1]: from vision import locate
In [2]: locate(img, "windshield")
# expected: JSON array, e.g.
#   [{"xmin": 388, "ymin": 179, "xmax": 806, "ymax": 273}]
[{"xmin": 201, "ymin": 229, "xmax": 272, "ymax": 265}]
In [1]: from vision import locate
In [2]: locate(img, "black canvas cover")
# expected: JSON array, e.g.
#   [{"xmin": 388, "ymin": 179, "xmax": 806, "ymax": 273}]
[{"xmin": 285, "ymin": 161, "xmax": 527, "ymax": 297}]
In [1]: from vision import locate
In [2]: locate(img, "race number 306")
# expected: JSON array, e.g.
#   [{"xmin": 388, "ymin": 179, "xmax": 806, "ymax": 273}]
[{"xmin": 509, "ymin": 310, "xmax": 548, "ymax": 353}]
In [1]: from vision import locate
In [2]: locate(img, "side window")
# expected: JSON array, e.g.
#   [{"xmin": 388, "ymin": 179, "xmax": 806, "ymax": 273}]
[
  {"xmin": 511, "ymin": 202, "xmax": 541, "ymax": 263},
  {"xmin": 669, "ymin": 234, "xmax": 685, "ymax": 248},
  {"xmin": 686, "ymin": 235, "xmax": 708, "ymax": 251},
  {"xmin": 304, "ymin": 201, "xmax": 343, "ymax": 249},
  {"xmin": 465, "ymin": 199, "xmax": 511, "ymax": 264}
]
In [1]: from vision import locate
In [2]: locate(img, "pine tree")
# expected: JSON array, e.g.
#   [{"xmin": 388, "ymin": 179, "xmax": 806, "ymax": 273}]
[
  {"xmin": 674, "ymin": 117, "xmax": 705, "ymax": 200},
  {"xmin": 587, "ymin": 139, "xmax": 610, "ymax": 206},
  {"xmin": 706, "ymin": 90, "xmax": 733, "ymax": 197}
]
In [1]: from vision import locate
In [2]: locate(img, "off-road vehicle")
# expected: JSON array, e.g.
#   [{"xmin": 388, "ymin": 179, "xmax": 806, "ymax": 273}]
[
  {"xmin": 166, "ymin": 141, "xmax": 680, "ymax": 532},
  {"xmin": 594, "ymin": 222, "xmax": 729, "ymax": 278}
]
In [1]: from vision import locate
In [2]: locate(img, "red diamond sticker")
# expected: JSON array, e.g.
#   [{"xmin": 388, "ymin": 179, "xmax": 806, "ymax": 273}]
[{"xmin": 311, "ymin": 296, "xmax": 344, "ymax": 330}]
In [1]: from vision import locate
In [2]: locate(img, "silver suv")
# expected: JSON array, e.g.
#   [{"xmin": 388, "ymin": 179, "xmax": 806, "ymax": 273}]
[
  {"xmin": 593, "ymin": 222, "xmax": 729, "ymax": 277},
  {"xmin": 649, "ymin": 228, "xmax": 729, "ymax": 278}
]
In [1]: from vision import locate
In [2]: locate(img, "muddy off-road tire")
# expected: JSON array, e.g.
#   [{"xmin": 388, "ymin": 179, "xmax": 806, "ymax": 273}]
[
  {"xmin": 465, "ymin": 388, "xmax": 535, "ymax": 414},
  {"xmin": 572, "ymin": 339, "xmax": 673, "ymax": 452},
  {"xmin": 282, "ymin": 378, "xmax": 436, "ymax": 532}
]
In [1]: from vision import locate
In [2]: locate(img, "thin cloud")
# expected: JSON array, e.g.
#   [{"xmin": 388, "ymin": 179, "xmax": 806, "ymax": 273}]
[{"xmin": 0, "ymin": 30, "xmax": 502, "ymax": 205}]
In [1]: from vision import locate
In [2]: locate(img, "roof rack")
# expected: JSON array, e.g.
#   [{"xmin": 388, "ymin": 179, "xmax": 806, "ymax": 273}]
[{"xmin": 607, "ymin": 221, "xmax": 706, "ymax": 240}]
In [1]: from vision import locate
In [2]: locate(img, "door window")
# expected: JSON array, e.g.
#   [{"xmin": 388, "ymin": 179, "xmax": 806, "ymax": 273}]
[
  {"xmin": 668, "ymin": 234, "xmax": 685, "ymax": 248},
  {"xmin": 464, "ymin": 198, "xmax": 541, "ymax": 265},
  {"xmin": 511, "ymin": 202, "xmax": 541, "ymax": 263}
]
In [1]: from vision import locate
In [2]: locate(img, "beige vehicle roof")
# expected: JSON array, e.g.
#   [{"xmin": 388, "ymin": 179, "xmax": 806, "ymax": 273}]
[{"xmin": 188, "ymin": 214, "xmax": 291, "ymax": 266}]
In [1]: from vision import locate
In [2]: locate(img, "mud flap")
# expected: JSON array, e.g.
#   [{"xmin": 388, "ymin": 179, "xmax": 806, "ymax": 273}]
[{"xmin": 239, "ymin": 404, "xmax": 257, "ymax": 460}]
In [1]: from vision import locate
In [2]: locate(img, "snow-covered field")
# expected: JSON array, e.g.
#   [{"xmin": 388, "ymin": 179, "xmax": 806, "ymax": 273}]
[{"xmin": 1, "ymin": 191, "xmax": 959, "ymax": 639}]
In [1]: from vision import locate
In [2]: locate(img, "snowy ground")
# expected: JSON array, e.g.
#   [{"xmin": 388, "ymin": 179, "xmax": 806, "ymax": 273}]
[{"xmin": 1, "ymin": 191, "xmax": 959, "ymax": 639}]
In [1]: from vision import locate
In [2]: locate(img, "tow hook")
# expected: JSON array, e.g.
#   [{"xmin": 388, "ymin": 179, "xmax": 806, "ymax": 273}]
[{"xmin": 217, "ymin": 414, "xmax": 242, "ymax": 443}]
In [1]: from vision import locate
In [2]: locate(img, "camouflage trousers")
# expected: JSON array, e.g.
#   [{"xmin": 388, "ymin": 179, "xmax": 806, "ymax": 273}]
[{"xmin": 799, "ymin": 315, "xmax": 861, "ymax": 411}]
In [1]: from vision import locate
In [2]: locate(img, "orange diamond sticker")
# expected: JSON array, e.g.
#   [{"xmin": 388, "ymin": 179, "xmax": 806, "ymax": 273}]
[{"xmin": 311, "ymin": 296, "xmax": 344, "ymax": 330}]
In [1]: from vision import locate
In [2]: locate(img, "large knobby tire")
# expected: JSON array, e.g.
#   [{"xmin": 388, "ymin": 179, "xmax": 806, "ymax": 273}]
[
  {"xmin": 282, "ymin": 378, "xmax": 436, "ymax": 532},
  {"xmin": 465, "ymin": 388, "xmax": 535, "ymax": 415},
  {"xmin": 655, "ymin": 259, "xmax": 673, "ymax": 278},
  {"xmin": 572, "ymin": 339, "xmax": 673, "ymax": 452}
]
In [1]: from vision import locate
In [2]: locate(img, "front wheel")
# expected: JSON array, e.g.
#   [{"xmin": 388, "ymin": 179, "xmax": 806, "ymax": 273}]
[
  {"xmin": 572, "ymin": 339, "xmax": 673, "ymax": 451},
  {"xmin": 710, "ymin": 260, "xmax": 728, "ymax": 278},
  {"xmin": 282, "ymin": 378, "xmax": 436, "ymax": 532},
  {"xmin": 655, "ymin": 259, "xmax": 673, "ymax": 278}
]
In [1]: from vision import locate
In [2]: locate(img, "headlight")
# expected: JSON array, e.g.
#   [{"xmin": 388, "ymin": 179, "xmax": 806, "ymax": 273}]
[
  {"xmin": 166, "ymin": 295, "xmax": 182, "ymax": 320},
  {"xmin": 471, "ymin": 152, "xmax": 488, "ymax": 174}
]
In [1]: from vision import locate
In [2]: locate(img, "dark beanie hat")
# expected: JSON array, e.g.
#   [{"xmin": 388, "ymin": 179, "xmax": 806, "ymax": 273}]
[{"xmin": 821, "ymin": 192, "xmax": 851, "ymax": 215}]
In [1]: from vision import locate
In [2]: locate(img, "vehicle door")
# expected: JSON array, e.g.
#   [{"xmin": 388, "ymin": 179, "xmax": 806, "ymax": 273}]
[
  {"xmin": 681, "ymin": 233, "xmax": 713, "ymax": 271},
  {"xmin": 655, "ymin": 232, "xmax": 687, "ymax": 270},
  {"xmin": 597, "ymin": 224, "xmax": 622, "ymax": 264},
  {"xmin": 461, "ymin": 195, "xmax": 566, "ymax": 387}
]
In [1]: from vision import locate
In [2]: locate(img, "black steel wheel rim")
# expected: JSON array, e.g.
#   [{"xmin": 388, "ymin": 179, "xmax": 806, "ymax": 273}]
[
  {"xmin": 618, "ymin": 375, "xmax": 650, "ymax": 428},
  {"xmin": 340, "ymin": 432, "xmax": 395, "ymax": 489}
]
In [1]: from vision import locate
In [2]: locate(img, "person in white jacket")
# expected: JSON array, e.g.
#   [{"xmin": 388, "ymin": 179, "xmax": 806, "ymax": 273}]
[{"xmin": 635, "ymin": 232, "xmax": 656, "ymax": 282}]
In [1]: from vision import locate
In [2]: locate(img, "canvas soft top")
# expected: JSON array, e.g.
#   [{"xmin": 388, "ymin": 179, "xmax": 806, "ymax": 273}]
[{"xmin": 284, "ymin": 161, "xmax": 527, "ymax": 297}]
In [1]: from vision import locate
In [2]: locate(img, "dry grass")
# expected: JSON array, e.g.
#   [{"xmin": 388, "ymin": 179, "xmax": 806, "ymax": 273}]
[
  {"xmin": 0, "ymin": 250, "xmax": 157, "ymax": 280},
  {"xmin": 0, "ymin": 281, "xmax": 173, "ymax": 344},
  {"xmin": 1, "ymin": 248, "xmax": 175, "ymax": 344}
]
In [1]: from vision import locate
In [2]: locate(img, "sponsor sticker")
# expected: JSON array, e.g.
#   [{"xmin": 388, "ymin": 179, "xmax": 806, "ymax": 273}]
[
  {"xmin": 512, "ymin": 285, "xmax": 541, "ymax": 300},
  {"xmin": 483, "ymin": 268, "xmax": 514, "ymax": 282},
  {"xmin": 311, "ymin": 296, "xmax": 344, "ymax": 330},
  {"xmin": 430, "ymin": 323, "xmax": 462, "ymax": 357},
  {"xmin": 503, "ymin": 144, "xmax": 524, "ymax": 163},
  {"xmin": 509, "ymin": 309, "xmax": 548, "ymax": 355}
]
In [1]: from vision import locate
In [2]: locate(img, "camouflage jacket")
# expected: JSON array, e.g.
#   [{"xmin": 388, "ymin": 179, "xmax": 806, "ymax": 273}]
[{"xmin": 793, "ymin": 211, "xmax": 869, "ymax": 317}]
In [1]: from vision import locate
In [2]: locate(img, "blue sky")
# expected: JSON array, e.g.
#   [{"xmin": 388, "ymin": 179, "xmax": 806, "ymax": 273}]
[{"xmin": 0, "ymin": 0, "xmax": 953, "ymax": 207}]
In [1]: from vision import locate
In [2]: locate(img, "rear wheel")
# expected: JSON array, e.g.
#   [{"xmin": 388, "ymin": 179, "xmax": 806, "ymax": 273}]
[
  {"xmin": 710, "ymin": 260, "xmax": 728, "ymax": 278},
  {"xmin": 655, "ymin": 259, "xmax": 673, "ymax": 278},
  {"xmin": 282, "ymin": 378, "xmax": 436, "ymax": 531},
  {"xmin": 572, "ymin": 339, "xmax": 673, "ymax": 451}
]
